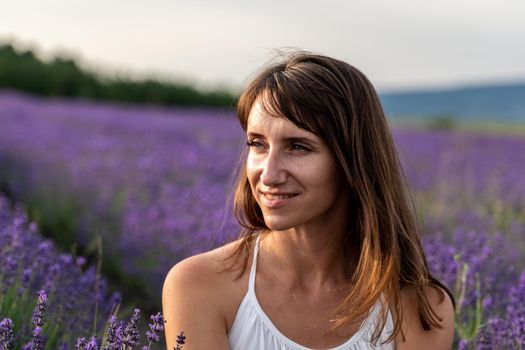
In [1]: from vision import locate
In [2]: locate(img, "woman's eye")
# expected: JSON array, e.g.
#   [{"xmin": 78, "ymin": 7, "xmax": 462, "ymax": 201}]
[
  {"xmin": 246, "ymin": 140, "xmax": 309, "ymax": 153},
  {"xmin": 246, "ymin": 140, "xmax": 264, "ymax": 149},
  {"xmin": 291, "ymin": 144, "xmax": 308, "ymax": 151}
]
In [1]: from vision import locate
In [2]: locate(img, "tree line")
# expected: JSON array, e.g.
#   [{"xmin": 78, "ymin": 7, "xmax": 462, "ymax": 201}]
[{"xmin": 0, "ymin": 43, "xmax": 237, "ymax": 107}]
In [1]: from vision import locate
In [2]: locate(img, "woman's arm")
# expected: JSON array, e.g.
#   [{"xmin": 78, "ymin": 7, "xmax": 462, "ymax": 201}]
[
  {"xmin": 162, "ymin": 254, "xmax": 231, "ymax": 350},
  {"xmin": 395, "ymin": 285, "xmax": 455, "ymax": 350}
]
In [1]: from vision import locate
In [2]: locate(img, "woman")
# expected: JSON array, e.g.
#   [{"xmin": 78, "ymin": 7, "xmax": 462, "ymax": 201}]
[{"xmin": 163, "ymin": 51, "xmax": 455, "ymax": 349}]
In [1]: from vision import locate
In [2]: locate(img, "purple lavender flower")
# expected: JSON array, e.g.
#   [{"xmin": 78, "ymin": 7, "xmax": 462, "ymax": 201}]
[
  {"xmin": 174, "ymin": 331, "xmax": 186, "ymax": 350},
  {"xmin": 102, "ymin": 315, "xmax": 124, "ymax": 350},
  {"xmin": 76, "ymin": 337, "xmax": 88, "ymax": 350},
  {"xmin": 86, "ymin": 336, "xmax": 98, "ymax": 350},
  {"xmin": 76, "ymin": 335, "xmax": 98, "ymax": 350},
  {"xmin": 177, "ymin": 331, "xmax": 186, "ymax": 344},
  {"xmin": 0, "ymin": 318, "xmax": 14, "ymax": 350},
  {"xmin": 98, "ymin": 311, "xmax": 165, "ymax": 350},
  {"xmin": 75, "ymin": 256, "xmax": 87, "ymax": 268},
  {"xmin": 122, "ymin": 308, "xmax": 141, "ymax": 347},
  {"xmin": 32, "ymin": 290, "xmax": 47, "ymax": 329},
  {"xmin": 26, "ymin": 290, "xmax": 48, "ymax": 350},
  {"xmin": 30, "ymin": 326, "xmax": 44, "ymax": 350},
  {"xmin": 146, "ymin": 312, "xmax": 165, "ymax": 344}
]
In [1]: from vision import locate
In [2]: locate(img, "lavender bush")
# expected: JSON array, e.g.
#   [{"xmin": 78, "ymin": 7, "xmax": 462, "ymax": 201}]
[
  {"xmin": 424, "ymin": 229, "xmax": 525, "ymax": 347},
  {"xmin": 0, "ymin": 194, "xmax": 168, "ymax": 349},
  {"xmin": 1, "ymin": 90, "xmax": 525, "ymax": 347},
  {"xmin": 0, "ymin": 294, "xmax": 168, "ymax": 350},
  {"xmin": 0, "ymin": 193, "xmax": 121, "ymax": 348}
]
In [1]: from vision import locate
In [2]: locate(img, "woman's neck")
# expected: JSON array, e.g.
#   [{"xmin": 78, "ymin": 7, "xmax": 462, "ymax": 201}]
[{"xmin": 259, "ymin": 226, "xmax": 353, "ymax": 293}]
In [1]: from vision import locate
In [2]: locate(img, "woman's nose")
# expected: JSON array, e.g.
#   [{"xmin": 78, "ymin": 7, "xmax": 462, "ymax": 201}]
[{"xmin": 260, "ymin": 150, "xmax": 287, "ymax": 186}]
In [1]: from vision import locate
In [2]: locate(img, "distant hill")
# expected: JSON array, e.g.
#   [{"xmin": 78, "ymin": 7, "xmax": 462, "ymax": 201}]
[{"xmin": 379, "ymin": 83, "xmax": 525, "ymax": 122}]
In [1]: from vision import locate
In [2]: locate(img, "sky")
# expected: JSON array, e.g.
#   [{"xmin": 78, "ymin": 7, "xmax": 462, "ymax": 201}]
[{"xmin": 1, "ymin": 0, "xmax": 524, "ymax": 93}]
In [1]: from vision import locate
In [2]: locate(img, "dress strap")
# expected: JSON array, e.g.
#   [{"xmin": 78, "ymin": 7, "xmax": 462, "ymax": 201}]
[{"xmin": 248, "ymin": 234, "xmax": 261, "ymax": 292}]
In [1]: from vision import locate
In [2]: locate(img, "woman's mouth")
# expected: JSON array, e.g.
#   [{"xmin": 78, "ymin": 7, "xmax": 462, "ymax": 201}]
[{"xmin": 261, "ymin": 192, "xmax": 299, "ymax": 208}]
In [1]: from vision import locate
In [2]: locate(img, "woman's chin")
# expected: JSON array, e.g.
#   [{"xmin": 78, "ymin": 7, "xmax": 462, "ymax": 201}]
[{"xmin": 263, "ymin": 218, "xmax": 295, "ymax": 232}]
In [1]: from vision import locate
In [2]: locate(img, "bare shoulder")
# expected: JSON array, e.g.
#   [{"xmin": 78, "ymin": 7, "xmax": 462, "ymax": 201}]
[
  {"xmin": 164, "ymin": 242, "xmax": 237, "ymax": 283},
  {"xmin": 162, "ymin": 240, "xmax": 244, "ymax": 349},
  {"xmin": 163, "ymin": 238, "xmax": 245, "ymax": 293},
  {"xmin": 395, "ymin": 284, "xmax": 455, "ymax": 350}
]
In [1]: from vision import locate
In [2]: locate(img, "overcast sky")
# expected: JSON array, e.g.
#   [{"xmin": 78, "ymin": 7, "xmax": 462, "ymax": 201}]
[{"xmin": 1, "ymin": 0, "xmax": 524, "ymax": 92}]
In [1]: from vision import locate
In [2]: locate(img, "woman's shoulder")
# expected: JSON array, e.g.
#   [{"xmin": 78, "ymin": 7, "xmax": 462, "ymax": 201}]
[
  {"xmin": 163, "ymin": 238, "xmax": 246, "ymax": 292},
  {"xmin": 162, "ymin": 238, "xmax": 248, "ymax": 348},
  {"xmin": 396, "ymin": 284, "xmax": 455, "ymax": 350}
]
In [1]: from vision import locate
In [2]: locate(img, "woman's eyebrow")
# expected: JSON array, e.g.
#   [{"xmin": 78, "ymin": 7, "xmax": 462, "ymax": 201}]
[
  {"xmin": 246, "ymin": 131, "xmax": 262, "ymax": 138},
  {"xmin": 246, "ymin": 132, "xmax": 318, "ymax": 145},
  {"xmin": 285, "ymin": 137, "xmax": 318, "ymax": 146}
]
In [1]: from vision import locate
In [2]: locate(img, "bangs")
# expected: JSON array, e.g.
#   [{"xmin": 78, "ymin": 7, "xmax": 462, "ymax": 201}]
[{"xmin": 236, "ymin": 69, "xmax": 327, "ymax": 137}]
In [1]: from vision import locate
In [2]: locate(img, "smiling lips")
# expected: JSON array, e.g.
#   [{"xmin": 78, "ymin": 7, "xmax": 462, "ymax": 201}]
[{"xmin": 260, "ymin": 191, "xmax": 299, "ymax": 209}]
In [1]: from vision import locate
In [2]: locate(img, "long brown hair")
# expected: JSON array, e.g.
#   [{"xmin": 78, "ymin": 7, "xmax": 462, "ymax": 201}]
[{"xmin": 224, "ymin": 50, "xmax": 453, "ymax": 344}]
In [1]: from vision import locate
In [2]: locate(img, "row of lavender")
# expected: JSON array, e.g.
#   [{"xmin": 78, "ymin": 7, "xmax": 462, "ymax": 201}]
[
  {"xmin": 0, "ymin": 91, "xmax": 242, "ymax": 303},
  {"xmin": 0, "ymin": 194, "xmax": 169, "ymax": 349},
  {"xmin": 1, "ymin": 91, "xmax": 525, "ymax": 347}
]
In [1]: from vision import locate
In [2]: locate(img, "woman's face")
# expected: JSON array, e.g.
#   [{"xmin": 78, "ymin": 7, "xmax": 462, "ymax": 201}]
[{"xmin": 246, "ymin": 99, "xmax": 348, "ymax": 232}]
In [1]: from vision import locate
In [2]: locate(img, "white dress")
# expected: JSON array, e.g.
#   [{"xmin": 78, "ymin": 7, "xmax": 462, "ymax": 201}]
[{"xmin": 227, "ymin": 235, "xmax": 396, "ymax": 349}]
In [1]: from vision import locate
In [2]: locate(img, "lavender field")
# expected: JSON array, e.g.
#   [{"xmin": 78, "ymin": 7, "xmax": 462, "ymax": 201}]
[{"xmin": 1, "ymin": 90, "xmax": 525, "ymax": 348}]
